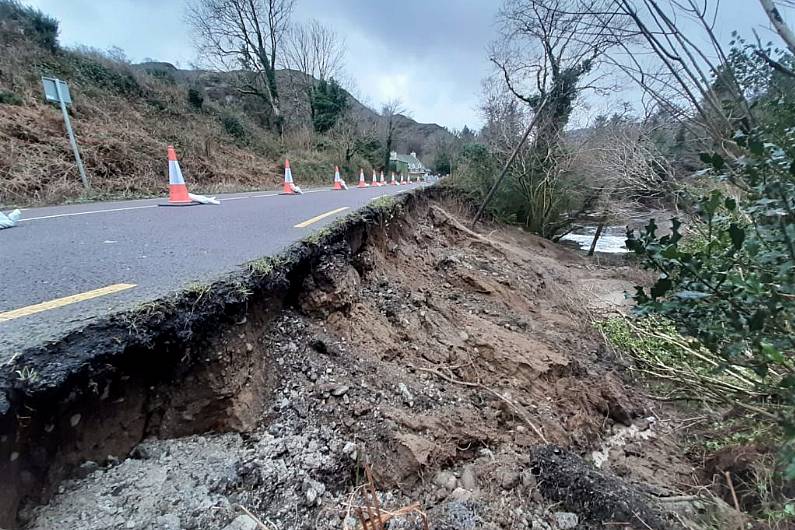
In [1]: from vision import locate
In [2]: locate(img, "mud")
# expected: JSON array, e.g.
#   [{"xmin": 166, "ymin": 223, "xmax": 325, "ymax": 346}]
[{"xmin": 1, "ymin": 189, "xmax": 732, "ymax": 529}]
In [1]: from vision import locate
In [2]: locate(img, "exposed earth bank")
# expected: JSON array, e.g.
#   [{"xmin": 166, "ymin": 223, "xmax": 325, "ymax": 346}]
[{"xmin": 9, "ymin": 191, "xmax": 744, "ymax": 529}]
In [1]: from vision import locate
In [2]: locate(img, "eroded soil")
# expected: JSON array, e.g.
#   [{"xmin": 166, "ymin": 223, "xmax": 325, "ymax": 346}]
[{"xmin": 18, "ymin": 198, "xmax": 737, "ymax": 529}]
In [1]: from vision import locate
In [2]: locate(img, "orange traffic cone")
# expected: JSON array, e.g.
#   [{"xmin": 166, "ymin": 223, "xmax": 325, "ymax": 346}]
[
  {"xmin": 380, "ymin": 171, "xmax": 386, "ymax": 186},
  {"xmin": 332, "ymin": 166, "xmax": 347, "ymax": 190},
  {"xmin": 162, "ymin": 145, "xmax": 195, "ymax": 206},
  {"xmin": 357, "ymin": 168, "xmax": 369, "ymax": 188},
  {"xmin": 390, "ymin": 172, "xmax": 397, "ymax": 185},
  {"xmin": 371, "ymin": 170, "xmax": 379, "ymax": 187},
  {"xmin": 281, "ymin": 159, "xmax": 302, "ymax": 195}
]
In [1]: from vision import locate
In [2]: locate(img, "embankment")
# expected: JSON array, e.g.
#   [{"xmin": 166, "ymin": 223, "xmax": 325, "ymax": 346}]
[{"xmin": 1, "ymin": 188, "xmax": 728, "ymax": 529}]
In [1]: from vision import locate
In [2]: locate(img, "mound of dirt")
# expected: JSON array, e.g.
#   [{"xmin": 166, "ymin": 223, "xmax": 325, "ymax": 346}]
[{"xmin": 19, "ymin": 196, "xmax": 704, "ymax": 529}]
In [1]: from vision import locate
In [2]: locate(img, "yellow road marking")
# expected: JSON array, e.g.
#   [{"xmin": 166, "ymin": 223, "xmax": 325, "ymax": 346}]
[
  {"xmin": 294, "ymin": 207, "xmax": 349, "ymax": 228},
  {"xmin": 0, "ymin": 283, "xmax": 136, "ymax": 323}
]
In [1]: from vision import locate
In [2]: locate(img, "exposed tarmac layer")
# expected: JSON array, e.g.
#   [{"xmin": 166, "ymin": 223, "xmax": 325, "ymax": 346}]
[{"xmin": 0, "ymin": 183, "xmax": 421, "ymax": 357}]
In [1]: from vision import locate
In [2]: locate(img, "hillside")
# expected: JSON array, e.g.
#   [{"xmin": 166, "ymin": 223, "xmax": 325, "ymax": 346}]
[{"xmin": 0, "ymin": 4, "xmax": 455, "ymax": 207}]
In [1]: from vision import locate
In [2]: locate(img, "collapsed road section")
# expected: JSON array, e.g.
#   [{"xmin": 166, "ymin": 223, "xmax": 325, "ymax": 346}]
[{"xmin": 0, "ymin": 188, "xmax": 732, "ymax": 529}]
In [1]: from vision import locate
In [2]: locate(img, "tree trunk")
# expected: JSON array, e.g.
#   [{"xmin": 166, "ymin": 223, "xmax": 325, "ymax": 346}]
[
  {"xmin": 587, "ymin": 220, "xmax": 606, "ymax": 256},
  {"xmin": 759, "ymin": 0, "xmax": 795, "ymax": 58},
  {"xmin": 383, "ymin": 121, "xmax": 393, "ymax": 172}
]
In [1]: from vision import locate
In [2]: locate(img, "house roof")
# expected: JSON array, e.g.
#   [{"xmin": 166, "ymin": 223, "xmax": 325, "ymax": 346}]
[{"xmin": 391, "ymin": 152, "xmax": 427, "ymax": 170}]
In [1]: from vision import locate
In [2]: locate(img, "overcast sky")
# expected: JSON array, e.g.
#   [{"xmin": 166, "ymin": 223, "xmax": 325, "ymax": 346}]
[{"xmin": 23, "ymin": 0, "xmax": 791, "ymax": 131}]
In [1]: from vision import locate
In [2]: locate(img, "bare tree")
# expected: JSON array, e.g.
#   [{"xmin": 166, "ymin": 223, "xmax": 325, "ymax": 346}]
[
  {"xmin": 284, "ymin": 19, "xmax": 346, "ymax": 125},
  {"xmin": 380, "ymin": 99, "xmax": 406, "ymax": 172},
  {"xmin": 285, "ymin": 19, "xmax": 345, "ymax": 82},
  {"xmin": 328, "ymin": 111, "xmax": 378, "ymax": 168},
  {"xmin": 474, "ymin": 0, "xmax": 625, "ymax": 231},
  {"xmin": 580, "ymin": 0, "xmax": 755, "ymax": 154},
  {"xmin": 491, "ymin": 0, "xmax": 623, "ymax": 152},
  {"xmin": 186, "ymin": 0, "xmax": 295, "ymax": 133},
  {"xmin": 576, "ymin": 118, "xmax": 676, "ymax": 253}
]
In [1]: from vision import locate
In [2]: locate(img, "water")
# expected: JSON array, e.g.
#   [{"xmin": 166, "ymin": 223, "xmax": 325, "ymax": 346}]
[{"xmin": 560, "ymin": 225, "xmax": 628, "ymax": 254}]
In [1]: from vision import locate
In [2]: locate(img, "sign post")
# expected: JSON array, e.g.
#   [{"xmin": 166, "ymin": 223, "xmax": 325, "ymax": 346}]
[{"xmin": 42, "ymin": 77, "xmax": 89, "ymax": 190}]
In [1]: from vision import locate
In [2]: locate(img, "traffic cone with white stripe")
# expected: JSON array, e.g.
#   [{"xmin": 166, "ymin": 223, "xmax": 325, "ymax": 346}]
[
  {"xmin": 390, "ymin": 172, "xmax": 397, "ymax": 185},
  {"xmin": 371, "ymin": 170, "xmax": 379, "ymax": 186},
  {"xmin": 162, "ymin": 145, "xmax": 196, "ymax": 206},
  {"xmin": 281, "ymin": 159, "xmax": 302, "ymax": 195},
  {"xmin": 357, "ymin": 168, "xmax": 369, "ymax": 188},
  {"xmin": 332, "ymin": 166, "xmax": 347, "ymax": 190},
  {"xmin": 380, "ymin": 171, "xmax": 386, "ymax": 186}
]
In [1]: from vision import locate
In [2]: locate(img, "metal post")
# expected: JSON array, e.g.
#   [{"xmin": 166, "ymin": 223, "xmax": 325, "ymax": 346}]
[{"xmin": 55, "ymin": 81, "xmax": 89, "ymax": 190}]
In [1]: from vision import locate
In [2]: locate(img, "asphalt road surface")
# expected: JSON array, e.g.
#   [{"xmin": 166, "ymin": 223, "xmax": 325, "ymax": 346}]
[{"xmin": 0, "ymin": 182, "xmax": 422, "ymax": 357}]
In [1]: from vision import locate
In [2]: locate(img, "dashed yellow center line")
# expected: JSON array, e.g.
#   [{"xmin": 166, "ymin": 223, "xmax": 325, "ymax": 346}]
[
  {"xmin": 0, "ymin": 283, "xmax": 137, "ymax": 323},
  {"xmin": 294, "ymin": 207, "xmax": 349, "ymax": 228}
]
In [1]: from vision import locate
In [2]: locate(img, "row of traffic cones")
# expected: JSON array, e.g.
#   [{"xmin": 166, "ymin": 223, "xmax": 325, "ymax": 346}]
[{"xmin": 163, "ymin": 146, "xmax": 419, "ymax": 205}]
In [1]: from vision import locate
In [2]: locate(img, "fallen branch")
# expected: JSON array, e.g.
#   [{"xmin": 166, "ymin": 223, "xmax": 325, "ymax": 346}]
[
  {"xmin": 409, "ymin": 362, "xmax": 549, "ymax": 444},
  {"xmin": 234, "ymin": 504, "xmax": 276, "ymax": 530}
]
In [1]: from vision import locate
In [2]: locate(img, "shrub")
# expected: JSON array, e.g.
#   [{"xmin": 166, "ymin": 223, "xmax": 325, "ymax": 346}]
[
  {"xmin": 221, "ymin": 113, "xmax": 246, "ymax": 141},
  {"xmin": 0, "ymin": 0, "xmax": 59, "ymax": 52},
  {"xmin": 627, "ymin": 130, "xmax": 795, "ymax": 475},
  {"xmin": 69, "ymin": 49, "xmax": 143, "ymax": 98},
  {"xmin": 0, "ymin": 89, "xmax": 23, "ymax": 105},
  {"xmin": 187, "ymin": 87, "xmax": 204, "ymax": 110}
]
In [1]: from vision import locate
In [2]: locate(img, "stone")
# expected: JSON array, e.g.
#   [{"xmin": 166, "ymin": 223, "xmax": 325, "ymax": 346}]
[
  {"xmin": 155, "ymin": 514, "xmax": 181, "ymax": 530},
  {"xmin": 75, "ymin": 460, "xmax": 99, "ymax": 479},
  {"xmin": 500, "ymin": 470, "xmax": 521, "ymax": 490},
  {"xmin": 352, "ymin": 402, "xmax": 372, "ymax": 417},
  {"xmin": 448, "ymin": 487, "xmax": 473, "ymax": 501},
  {"xmin": 342, "ymin": 442, "xmax": 358, "ymax": 461},
  {"xmin": 460, "ymin": 466, "xmax": 478, "ymax": 491},
  {"xmin": 223, "ymin": 514, "xmax": 258, "ymax": 530},
  {"xmin": 553, "ymin": 512, "xmax": 578, "ymax": 529},
  {"xmin": 433, "ymin": 471, "xmax": 457, "ymax": 491},
  {"xmin": 398, "ymin": 383, "xmax": 414, "ymax": 406},
  {"xmin": 330, "ymin": 385, "xmax": 349, "ymax": 397}
]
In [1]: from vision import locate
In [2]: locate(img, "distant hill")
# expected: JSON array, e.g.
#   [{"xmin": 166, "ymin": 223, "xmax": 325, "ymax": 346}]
[
  {"xmin": 0, "ymin": 3, "xmax": 455, "ymax": 207},
  {"xmin": 133, "ymin": 62, "xmax": 456, "ymax": 159}
]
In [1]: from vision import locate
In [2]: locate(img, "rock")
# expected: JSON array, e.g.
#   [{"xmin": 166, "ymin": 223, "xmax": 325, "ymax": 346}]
[
  {"xmin": 352, "ymin": 402, "xmax": 372, "ymax": 417},
  {"xmin": 460, "ymin": 466, "xmax": 478, "ymax": 491},
  {"xmin": 458, "ymin": 331, "xmax": 469, "ymax": 341},
  {"xmin": 330, "ymin": 385, "xmax": 349, "ymax": 397},
  {"xmin": 245, "ymin": 342, "xmax": 254, "ymax": 352},
  {"xmin": 448, "ymin": 487, "xmax": 473, "ymax": 501},
  {"xmin": 298, "ymin": 252, "xmax": 361, "ymax": 316},
  {"xmin": 155, "ymin": 514, "xmax": 182, "ymax": 530},
  {"xmin": 75, "ymin": 460, "xmax": 99, "ymax": 479},
  {"xmin": 398, "ymin": 383, "xmax": 414, "ymax": 406},
  {"xmin": 302, "ymin": 478, "xmax": 325, "ymax": 506},
  {"xmin": 500, "ymin": 470, "xmax": 521, "ymax": 490},
  {"xmin": 342, "ymin": 442, "xmax": 358, "ymax": 461},
  {"xmin": 291, "ymin": 402, "xmax": 308, "ymax": 418},
  {"xmin": 433, "ymin": 471, "xmax": 457, "ymax": 491},
  {"xmin": 223, "ymin": 514, "xmax": 258, "ymax": 530},
  {"xmin": 553, "ymin": 512, "xmax": 578, "ymax": 529}
]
